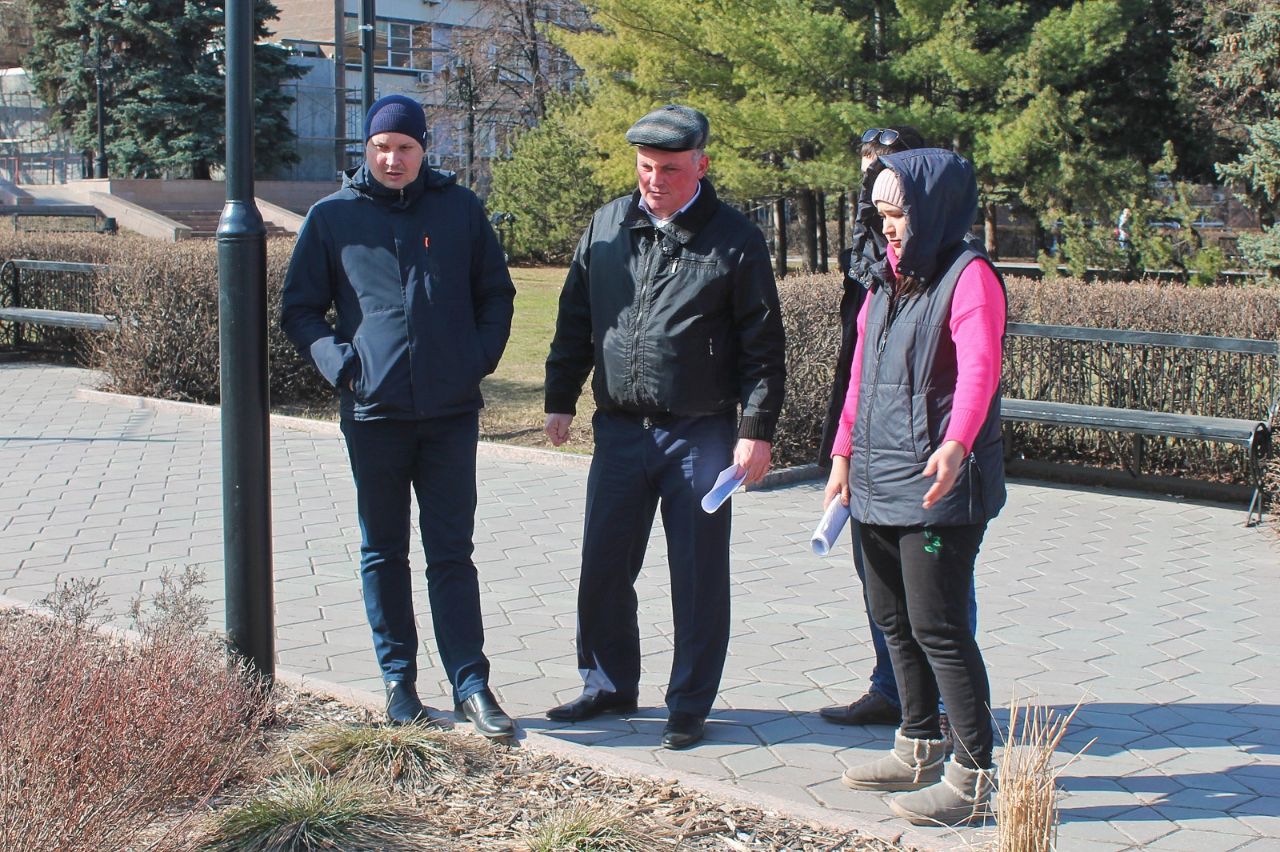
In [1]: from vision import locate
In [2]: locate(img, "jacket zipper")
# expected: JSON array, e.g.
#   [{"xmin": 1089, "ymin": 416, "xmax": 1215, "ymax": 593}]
[
  {"xmin": 629, "ymin": 230, "xmax": 660, "ymax": 405},
  {"xmin": 862, "ymin": 293, "xmax": 896, "ymax": 515}
]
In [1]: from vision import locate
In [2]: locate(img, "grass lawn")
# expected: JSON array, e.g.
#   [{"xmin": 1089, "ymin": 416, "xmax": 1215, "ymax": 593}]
[{"xmin": 479, "ymin": 265, "xmax": 598, "ymax": 455}]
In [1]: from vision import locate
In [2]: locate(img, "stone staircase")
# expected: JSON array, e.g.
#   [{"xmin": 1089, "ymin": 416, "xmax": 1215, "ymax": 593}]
[{"xmin": 158, "ymin": 210, "xmax": 295, "ymax": 240}]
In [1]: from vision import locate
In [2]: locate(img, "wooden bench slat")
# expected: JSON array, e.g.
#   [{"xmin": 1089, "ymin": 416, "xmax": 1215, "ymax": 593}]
[
  {"xmin": 1002, "ymin": 399, "xmax": 1266, "ymax": 446},
  {"xmin": 0, "ymin": 307, "xmax": 117, "ymax": 332},
  {"xmin": 4, "ymin": 259, "xmax": 109, "ymax": 274},
  {"xmin": 1006, "ymin": 322, "xmax": 1280, "ymax": 356}
]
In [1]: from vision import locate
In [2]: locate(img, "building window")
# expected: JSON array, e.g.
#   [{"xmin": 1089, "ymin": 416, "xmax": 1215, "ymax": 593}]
[{"xmin": 343, "ymin": 17, "xmax": 434, "ymax": 71}]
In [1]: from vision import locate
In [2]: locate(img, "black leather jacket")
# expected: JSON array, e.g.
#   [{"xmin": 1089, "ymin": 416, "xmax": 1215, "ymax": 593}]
[{"xmin": 545, "ymin": 180, "xmax": 786, "ymax": 441}]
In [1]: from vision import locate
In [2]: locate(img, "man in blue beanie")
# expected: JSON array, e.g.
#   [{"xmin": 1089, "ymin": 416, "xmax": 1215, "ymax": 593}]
[{"xmin": 282, "ymin": 93, "xmax": 517, "ymax": 737}]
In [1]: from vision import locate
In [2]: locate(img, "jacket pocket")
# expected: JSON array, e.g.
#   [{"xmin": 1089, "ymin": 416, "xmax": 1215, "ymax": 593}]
[
  {"xmin": 351, "ymin": 307, "xmax": 412, "ymax": 410},
  {"xmin": 910, "ymin": 391, "xmax": 932, "ymax": 463}
]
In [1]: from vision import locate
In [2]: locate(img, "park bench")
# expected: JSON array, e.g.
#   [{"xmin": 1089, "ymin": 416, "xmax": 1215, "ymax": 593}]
[
  {"xmin": 7, "ymin": 209, "xmax": 110, "ymax": 234},
  {"xmin": 1002, "ymin": 323, "xmax": 1278, "ymax": 526},
  {"xmin": 0, "ymin": 259, "xmax": 118, "ymax": 349}
]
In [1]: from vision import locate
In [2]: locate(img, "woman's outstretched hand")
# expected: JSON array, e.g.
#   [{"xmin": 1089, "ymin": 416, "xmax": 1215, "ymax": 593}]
[{"xmin": 922, "ymin": 440, "xmax": 967, "ymax": 509}]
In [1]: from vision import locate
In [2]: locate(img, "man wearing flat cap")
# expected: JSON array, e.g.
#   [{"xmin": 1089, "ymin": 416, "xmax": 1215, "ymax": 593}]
[
  {"xmin": 281, "ymin": 93, "xmax": 517, "ymax": 737},
  {"xmin": 543, "ymin": 104, "xmax": 787, "ymax": 749}
]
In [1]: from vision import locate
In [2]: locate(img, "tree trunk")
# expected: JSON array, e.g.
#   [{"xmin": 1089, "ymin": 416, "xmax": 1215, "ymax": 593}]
[
  {"xmin": 193, "ymin": 160, "xmax": 211, "ymax": 180},
  {"xmin": 983, "ymin": 201, "xmax": 999, "ymax": 260},
  {"xmin": 522, "ymin": 0, "xmax": 548, "ymax": 120},
  {"xmin": 836, "ymin": 192, "xmax": 847, "ymax": 258},
  {"xmin": 773, "ymin": 196, "xmax": 788, "ymax": 279},
  {"xmin": 817, "ymin": 191, "xmax": 829, "ymax": 273},
  {"xmin": 797, "ymin": 188, "xmax": 818, "ymax": 272}
]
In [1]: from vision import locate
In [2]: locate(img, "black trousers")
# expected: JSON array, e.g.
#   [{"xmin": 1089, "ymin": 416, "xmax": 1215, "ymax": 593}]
[
  {"xmin": 574, "ymin": 410, "xmax": 735, "ymax": 717},
  {"xmin": 859, "ymin": 522, "xmax": 993, "ymax": 769}
]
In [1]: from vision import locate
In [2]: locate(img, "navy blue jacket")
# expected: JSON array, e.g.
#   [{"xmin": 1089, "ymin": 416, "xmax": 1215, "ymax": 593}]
[{"xmin": 281, "ymin": 163, "xmax": 515, "ymax": 421}]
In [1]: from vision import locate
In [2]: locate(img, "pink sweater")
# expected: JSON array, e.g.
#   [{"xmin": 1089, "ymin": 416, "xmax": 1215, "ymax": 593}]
[{"xmin": 831, "ymin": 245, "xmax": 1005, "ymax": 458}]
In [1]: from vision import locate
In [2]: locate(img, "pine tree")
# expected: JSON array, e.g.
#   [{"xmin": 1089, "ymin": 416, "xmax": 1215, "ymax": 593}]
[
  {"xmin": 1168, "ymin": 0, "xmax": 1279, "ymax": 272},
  {"xmin": 23, "ymin": 0, "xmax": 303, "ymax": 178},
  {"xmin": 555, "ymin": 0, "xmax": 873, "ymax": 271},
  {"xmin": 488, "ymin": 99, "xmax": 608, "ymax": 262}
]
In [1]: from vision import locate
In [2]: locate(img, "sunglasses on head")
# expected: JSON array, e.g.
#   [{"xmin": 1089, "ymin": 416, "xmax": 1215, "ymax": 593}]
[{"xmin": 861, "ymin": 128, "xmax": 900, "ymax": 146}]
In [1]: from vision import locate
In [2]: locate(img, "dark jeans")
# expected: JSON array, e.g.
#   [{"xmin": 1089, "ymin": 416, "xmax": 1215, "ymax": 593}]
[
  {"xmin": 341, "ymin": 413, "xmax": 490, "ymax": 704},
  {"xmin": 851, "ymin": 520, "xmax": 979, "ymax": 711},
  {"xmin": 575, "ymin": 410, "xmax": 735, "ymax": 717},
  {"xmin": 859, "ymin": 522, "xmax": 993, "ymax": 769}
]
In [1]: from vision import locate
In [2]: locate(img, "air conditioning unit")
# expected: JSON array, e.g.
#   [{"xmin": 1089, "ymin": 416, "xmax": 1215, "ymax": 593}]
[
  {"xmin": 426, "ymin": 153, "xmax": 443, "ymax": 167},
  {"xmin": 417, "ymin": 70, "xmax": 434, "ymax": 85}
]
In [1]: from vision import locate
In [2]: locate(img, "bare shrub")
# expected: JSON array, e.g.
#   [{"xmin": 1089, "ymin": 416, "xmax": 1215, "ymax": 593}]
[
  {"xmin": 0, "ymin": 229, "xmax": 330, "ymax": 406},
  {"xmin": 0, "ymin": 575, "xmax": 269, "ymax": 851},
  {"xmin": 774, "ymin": 272, "xmax": 1280, "ymax": 481},
  {"xmin": 773, "ymin": 272, "xmax": 841, "ymax": 468},
  {"xmin": 0, "ymin": 229, "xmax": 118, "ymax": 266},
  {"xmin": 79, "ymin": 236, "xmax": 330, "ymax": 407}
]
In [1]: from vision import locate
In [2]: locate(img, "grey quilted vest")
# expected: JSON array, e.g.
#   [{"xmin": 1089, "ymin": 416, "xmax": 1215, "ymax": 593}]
[{"xmin": 848, "ymin": 237, "xmax": 1007, "ymax": 527}]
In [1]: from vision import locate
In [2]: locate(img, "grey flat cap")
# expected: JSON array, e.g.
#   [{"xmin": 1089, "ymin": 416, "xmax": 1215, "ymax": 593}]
[{"xmin": 625, "ymin": 104, "xmax": 710, "ymax": 151}]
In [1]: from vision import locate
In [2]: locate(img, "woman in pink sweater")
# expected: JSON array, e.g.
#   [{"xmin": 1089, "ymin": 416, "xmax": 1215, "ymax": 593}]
[{"xmin": 824, "ymin": 149, "xmax": 1006, "ymax": 826}]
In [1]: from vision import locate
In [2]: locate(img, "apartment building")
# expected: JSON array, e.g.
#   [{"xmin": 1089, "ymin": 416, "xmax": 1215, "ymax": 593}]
[{"xmin": 270, "ymin": 0, "xmax": 583, "ymax": 192}]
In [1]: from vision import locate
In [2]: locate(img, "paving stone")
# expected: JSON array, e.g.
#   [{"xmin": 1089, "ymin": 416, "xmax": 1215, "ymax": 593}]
[{"xmin": 2, "ymin": 362, "xmax": 1276, "ymax": 850}]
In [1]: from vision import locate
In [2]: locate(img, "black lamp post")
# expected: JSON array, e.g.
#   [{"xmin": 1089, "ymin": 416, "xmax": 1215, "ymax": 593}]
[
  {"xmin": 79, "ymin": 27, "xmax": 125, "ymax": 179},
  {"xmin": 218, "ymin": 0, "xmax": 274, "ymax": 681}
]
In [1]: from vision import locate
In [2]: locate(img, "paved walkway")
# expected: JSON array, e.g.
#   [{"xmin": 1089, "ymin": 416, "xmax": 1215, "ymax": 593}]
[{"xmin": 2, "ymin": 361, "xmax": 1278, "ymax": 850}]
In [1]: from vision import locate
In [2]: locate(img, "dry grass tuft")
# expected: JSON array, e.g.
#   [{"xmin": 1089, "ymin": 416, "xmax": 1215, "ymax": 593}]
[
  {"xmin": 283, "ymin": 722, "xmax": 494, "ymax": 789},
  {"xmin": 199, "ymin": 774, "xmax": 434, "ymax": 851},
  {"xmin": 522, "ymin": 802, "xmax": 648, "ymax": 852},
  {"xmin": 995, "ymin": 697, "xmax": 1092, "ymax": 852}
]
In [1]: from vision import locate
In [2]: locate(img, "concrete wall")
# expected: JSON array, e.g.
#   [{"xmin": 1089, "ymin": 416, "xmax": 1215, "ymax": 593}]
[
  {"xmin": 257, "ymin": 180, "xmax": 339, "ymax": 214},
  {"xmin": 57, "ymin": 178, "xmax": 333, "ymax": 214}
]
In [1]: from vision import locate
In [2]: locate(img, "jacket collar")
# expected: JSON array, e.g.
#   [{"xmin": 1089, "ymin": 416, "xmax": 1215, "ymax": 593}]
[
  {"xmin": 343, "ymin": 163, "xmax": 458, "ymax": 209},
  {"xmin": 621, "ymin": 178, "xmax": 719, "ymax": 244}
]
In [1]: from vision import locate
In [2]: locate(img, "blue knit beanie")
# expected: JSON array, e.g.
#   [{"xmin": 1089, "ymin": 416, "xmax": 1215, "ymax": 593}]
[{"xmin": 363, "ymin": 94, "xmax": 427, "ymax": 147}]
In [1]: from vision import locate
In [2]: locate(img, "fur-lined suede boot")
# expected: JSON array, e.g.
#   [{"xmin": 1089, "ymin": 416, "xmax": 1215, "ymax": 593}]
[
  {"xmin": 841, "ymin": 730, "xmax": 948, "ymax": 792},
  {"xmin": 888, "ymin": 758, "xmax": 996, "ymax": 826}
]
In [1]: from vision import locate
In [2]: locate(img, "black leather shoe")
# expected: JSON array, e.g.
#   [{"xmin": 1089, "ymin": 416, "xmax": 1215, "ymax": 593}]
[
  {"xmin": 661, "ymin": 712, "xmax": 705, "ymax": 750},
  {"xmin": 818, "ymin": 690, "xmax": 901, "ymax": 726},
  {"xmin": 455, "ymin": 688, "xmax": 515, "ymax": 738},
  {"xmin": 385, "ymin": 680, "xmax": 430, "ymax": 726},
  {"xmin": 545, "ymin": 690, "xmax": 639, "ymax": 722}
]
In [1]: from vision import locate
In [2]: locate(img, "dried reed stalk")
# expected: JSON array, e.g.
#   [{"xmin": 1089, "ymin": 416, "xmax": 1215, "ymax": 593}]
[{"xmin": 995, "ymin": 697, "xmax": 1091, "ymax": 852}]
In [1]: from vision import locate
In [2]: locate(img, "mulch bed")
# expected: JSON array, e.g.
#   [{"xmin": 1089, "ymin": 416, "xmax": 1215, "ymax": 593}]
[{"xmin": 257, "ymin": 686, "xmax": 913, "ymax": 851}]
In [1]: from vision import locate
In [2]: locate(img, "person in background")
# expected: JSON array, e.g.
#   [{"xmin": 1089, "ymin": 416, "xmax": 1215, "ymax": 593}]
[
  {"xmin": 817, "ymin": 127, "xmax": 979, "ymax": 739},
  {"xmin": 542, "ymin": 104, "xmax": 786, "ymax": 751},
  {"xmin": 281, "ymin": 94, "xmax": 517, "ymax": 737},
  {"xmin": 826, "ymin": 149, "xmax": 1006, "ymax": 825},
  {"xmin": 1117, "ymin": 206, "xmax": 1132, "ymax": 250}
]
